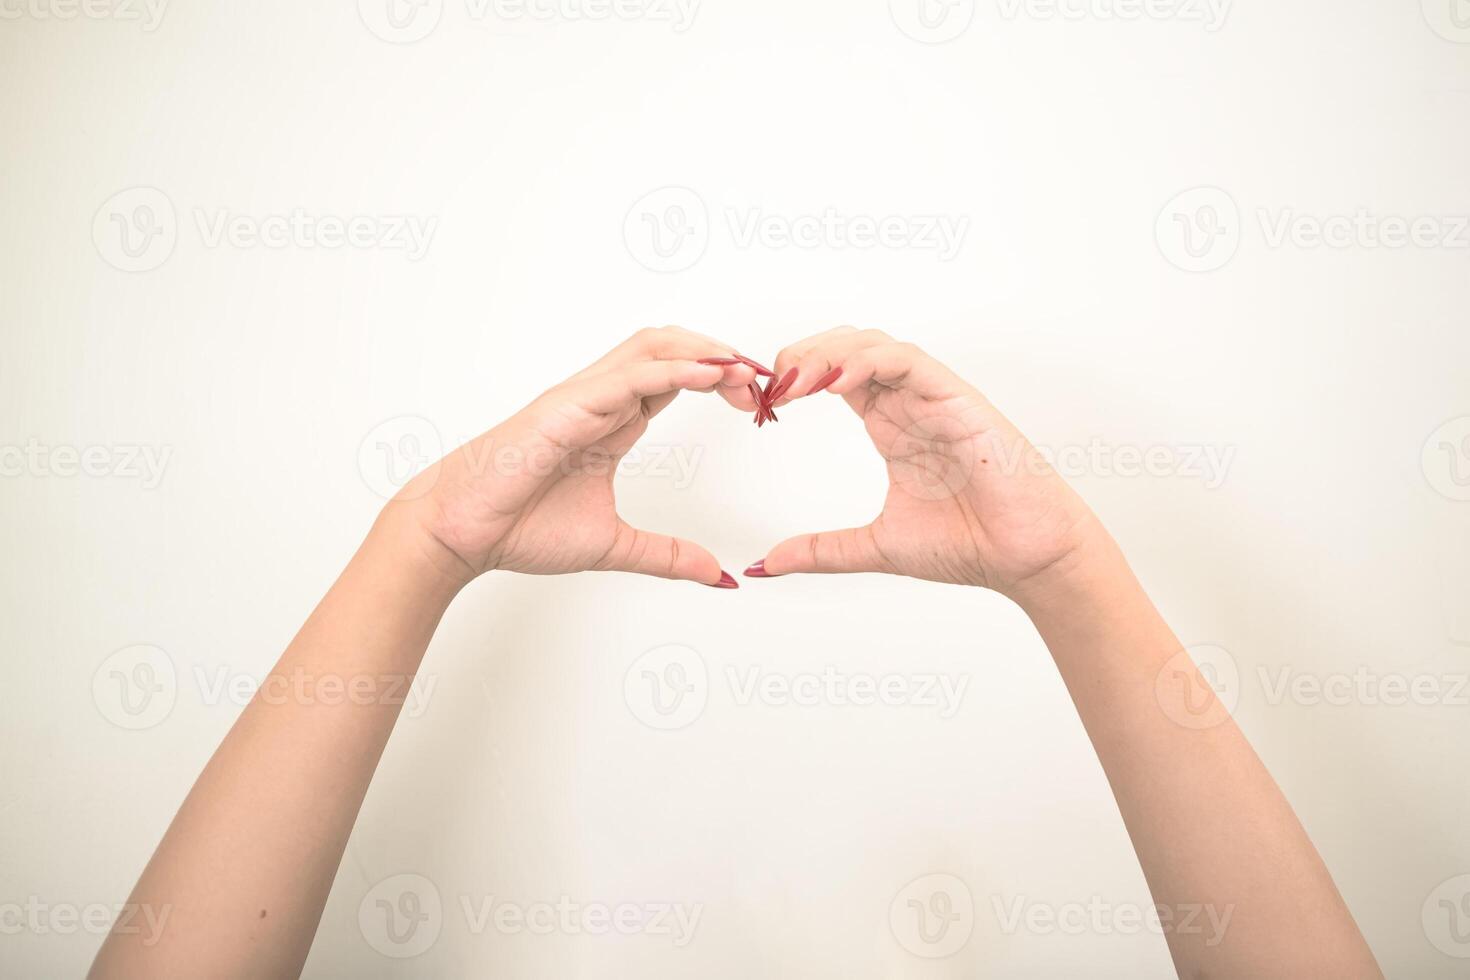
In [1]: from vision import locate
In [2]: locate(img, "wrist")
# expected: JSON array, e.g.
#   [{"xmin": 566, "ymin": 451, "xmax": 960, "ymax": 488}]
[
  {"xmin": 369, "ymin": 498, "xmax": 478, "ymax": 598},
  {"xmin": 1005, "ymin": 520, "xmax": 1133, "ymax": 621}
]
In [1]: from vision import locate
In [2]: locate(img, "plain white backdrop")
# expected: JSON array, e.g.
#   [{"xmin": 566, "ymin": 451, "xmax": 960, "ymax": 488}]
[{"xmin": 2, "ymin": 0, "xmax": 1469, "ymax": 975}]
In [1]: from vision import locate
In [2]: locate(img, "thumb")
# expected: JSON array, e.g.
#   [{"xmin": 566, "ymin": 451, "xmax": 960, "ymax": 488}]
[
  {"xmin": 601, "ymin": 522, "xmax": 737, "ymax": 589},
  {"xmin": 749, "ymin": 526, "xmax": 889, "ymax": 577}
]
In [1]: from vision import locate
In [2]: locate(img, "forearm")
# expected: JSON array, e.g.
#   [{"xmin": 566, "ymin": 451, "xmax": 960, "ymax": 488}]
[
  {"xmin": 90, "ymin": 506, "xmax": 466, "ymax": 979},
  {"xmin": 1017, "ymin": 532, "xmax": 1381, "ymax": 979}
]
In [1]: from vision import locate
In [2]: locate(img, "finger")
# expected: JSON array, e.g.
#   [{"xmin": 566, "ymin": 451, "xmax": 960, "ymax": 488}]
[
  {"xmin": 825, "ymin": 341, "xmax": 961, "ymax": 401},
  {"xmin": 588, "ymin": 326, "xmax": 749, "ymax": 375},
  {"xmin": 770, "ymin": 328, "xmax": 894, "ymax": 405},
  {"xmin": 748, "ymin": 526, "xmax": 891, "ymax": 577},
  {"xmin": 573, "ymin": 359, "xmax": 726, "ymax": 416},
  {"xmin": 769, "ymin": 325, "xmax": 861, "ymax": 373},
  {"xmin": 600, "ymin": 521, "xmax": 735, "ymax": 588}
]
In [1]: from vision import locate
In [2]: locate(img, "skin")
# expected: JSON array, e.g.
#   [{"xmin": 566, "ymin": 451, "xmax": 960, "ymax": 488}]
[{"xmin": 90, "ymin": 326, "xmax": 1383, "ymax": 979}]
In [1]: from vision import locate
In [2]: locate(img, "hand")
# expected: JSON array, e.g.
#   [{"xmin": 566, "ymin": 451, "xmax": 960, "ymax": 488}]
[
  {"xmin": 747, "ymin": 327, "xmax": 1102, "ymax": 598},
  {"xmin": 394, "ymin": 327, "xmax": 768, "ymax": 589}
]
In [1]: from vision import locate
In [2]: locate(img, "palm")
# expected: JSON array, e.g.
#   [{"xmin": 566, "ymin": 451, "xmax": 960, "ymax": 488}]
[{"xmin": 855, "ymin": 385, "xmax": 1089, "ymax": 593}]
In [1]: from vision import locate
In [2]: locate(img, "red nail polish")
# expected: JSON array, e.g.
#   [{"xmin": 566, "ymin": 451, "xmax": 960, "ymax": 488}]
[
  {"xmin": 809, "ymin": 367, "xmax": 842, "ymax": 394},
  {"xmin": 743, "ymin": 561, "xmax": 779, "ymax": 578},
  {"xmin": 770, "ymin": 367, "xmax": 799, "ymax": 402},
  {"xmin": 698, "ymin": 357, "xmax": 742, "ymax": 366},
  {"xmin": 734, "ymin": 354, "xmax": 776, "ymax": 377},
  {"xmin": 706, "ymin": 571, "xmax": 739, "ymax": 589}
]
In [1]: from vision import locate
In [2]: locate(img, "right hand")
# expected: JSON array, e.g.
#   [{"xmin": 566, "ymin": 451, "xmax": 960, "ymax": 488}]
[{"xmin": 749, "ymin": 327, "xmax": 1103, "ymax": 600}]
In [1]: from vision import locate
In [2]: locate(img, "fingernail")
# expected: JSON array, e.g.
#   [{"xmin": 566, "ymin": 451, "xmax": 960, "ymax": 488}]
[
  {"xmin": 707, "ymin": 571, "xmax": 740, "ymax": 589},
  {"xmin": 734, "ymin": 354, "xmax": 776, "ymax": 377},
  {"xmin": 809, "ymin": 367, "xmax": 842, "ymax": 394},
  {"xmin": 698, "ymin": 357, "xmax": 742, "ymax": 366},
  {"xmin": 743, "ymin": 561, "xmax": 779, "ymax": 578},
  {"xmin": 770, "ymin": 367, "xmax": 799, "ymax": 402}
]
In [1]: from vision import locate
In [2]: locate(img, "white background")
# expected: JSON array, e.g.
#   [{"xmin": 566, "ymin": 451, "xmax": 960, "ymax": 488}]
[{"xmin": 3, "ymin": 0, "xmax": 1469, "ymax": 976}]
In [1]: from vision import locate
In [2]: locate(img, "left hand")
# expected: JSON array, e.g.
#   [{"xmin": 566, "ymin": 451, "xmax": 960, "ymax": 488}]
[{"xmin": 394, "ymin": 326, "xmax": 765, "ymax": 589}]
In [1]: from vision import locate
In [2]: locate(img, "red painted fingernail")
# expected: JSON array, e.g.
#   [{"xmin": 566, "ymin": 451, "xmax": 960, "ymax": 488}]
[
  {"xmin": 698, "ymin": 357, "xmax": 742, "ymax": 366},
  {"xmin": 766, "ymin": 406, "xmax": 778, "ymax": 422},
  {"xmin": 809, "ymin": 367, "xmax": 842, "ymax": 394},
  {"xmin": 744, "ymin": 561, "xmax": 780, "ymax": 578},
  {"xmin": 770, "ymin": 367, "xmax": 799, "ymax": 402},
  {"xmin": 706, "ymin": 571, "xmax": 740, "ymax": 589},
  {"xmin": 734, "ymin": 354, "xmax": 776, "ymax": 377}
]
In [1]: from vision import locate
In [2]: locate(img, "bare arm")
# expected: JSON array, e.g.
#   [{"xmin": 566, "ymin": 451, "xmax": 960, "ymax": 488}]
[
  {"xmin": 750, "ymin": 326, "xmax": 1382, "ymax": 978},
  {"xmin": 88, "ymin": 512, "xmax": 463, "ymax": 978},
  {"xmin": 1017, "ymin": 534, "xmax": 1382, "ymax": 976},
  {"xmin": 90, "ymin": 327, "xmax": 762, "ymax": 979}
]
